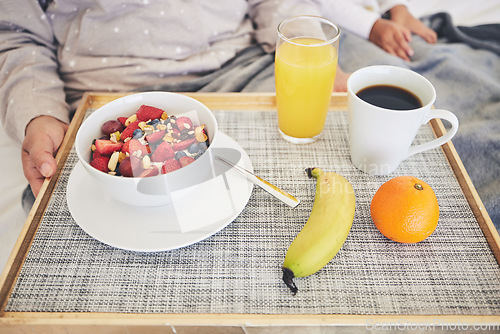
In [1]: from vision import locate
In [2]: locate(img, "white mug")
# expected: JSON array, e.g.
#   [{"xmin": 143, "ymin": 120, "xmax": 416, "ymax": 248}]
[{"xmin": 347, "ymin": 65, "xmax": 459, "ymax": 175}]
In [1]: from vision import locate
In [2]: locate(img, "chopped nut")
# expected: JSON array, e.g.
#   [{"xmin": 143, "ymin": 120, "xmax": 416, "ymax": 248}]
[
  {"xmin": 91, "ymin": 144, "xmax": 96, "ymax": 152},
  {"xmin": 163, "ymin": 133, "xmax": 174, "ymax": 142},
  {"xmin": 138, "ymin": 121, "xmax": 148, "ymax": 130},
  {"xmin": 157, "ymin": 124, "xmax": 167, "ymax": 131},
  {"xmin": 108, "ymin": 151, "xmax": 120, "ymax": 172},
  {"xmin": 118, "ymin": 152, "xmax": 127, "ymax": 163},
  {"xmin": 161, "ymin": 111, "xmax": 169, "ymax": 120},
  {"xmin": 142, "ymin": 155, "xmax": 151, "ymax": 169},
  {"xmin": 143, "ymin": 125, "xmax": 154, "ymax": 135},
  {"xmin": 125, "ymin": 114, "xmax": 137, "ymax": 126},
  {"xmin": 107, "ymin": 171, "xmax": 117, "ymax": 176},
  {"xmin": 110, "ymin": 131, "xmax": 121, "ymax": 143}
]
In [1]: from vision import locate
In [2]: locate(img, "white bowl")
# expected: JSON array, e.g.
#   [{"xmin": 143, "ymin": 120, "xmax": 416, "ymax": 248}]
[{"xmin": 75, "ymin": 92, "xmax": 219, "ymax": 207}]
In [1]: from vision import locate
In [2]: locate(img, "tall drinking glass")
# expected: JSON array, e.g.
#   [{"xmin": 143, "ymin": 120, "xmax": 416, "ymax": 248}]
[{"xmin": 275, "ymin": 16, "xmax": 340, "ymax": 144}]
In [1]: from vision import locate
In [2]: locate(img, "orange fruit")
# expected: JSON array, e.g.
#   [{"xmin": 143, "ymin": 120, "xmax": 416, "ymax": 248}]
[{"xmin": 370, "ymin": 176, "xmax": 439, "ymax": 243}]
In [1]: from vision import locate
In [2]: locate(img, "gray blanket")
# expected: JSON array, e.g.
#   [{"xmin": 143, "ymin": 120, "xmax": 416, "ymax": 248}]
[{"xmin": 338, "ymin": 13, "xmax": 500, "ymax": 229}]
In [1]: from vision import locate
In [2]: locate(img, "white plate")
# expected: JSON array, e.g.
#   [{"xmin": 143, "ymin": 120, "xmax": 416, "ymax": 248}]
[{"xmin": 67, "ymin": 132, "xmax": 254, "ymax": 252}]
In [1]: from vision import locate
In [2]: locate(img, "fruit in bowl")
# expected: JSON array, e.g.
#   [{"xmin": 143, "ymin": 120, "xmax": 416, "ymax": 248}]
[
  {"xmin": 88, "ymin": 104, "xmax": 210, "ymax": 178},
  {"xmin": 75, "ymin": 92, "xmax": 219, "ymax": 207}
]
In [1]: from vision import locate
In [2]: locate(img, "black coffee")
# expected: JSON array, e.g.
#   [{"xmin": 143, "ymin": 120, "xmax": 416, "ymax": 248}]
[{"xmin": 356, "ymin": 85, "xmax": 422, "ymax": 110}]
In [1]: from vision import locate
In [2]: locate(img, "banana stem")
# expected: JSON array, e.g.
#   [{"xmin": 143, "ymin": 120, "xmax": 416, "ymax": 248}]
[
  {"xmin": 282, "ymin": 267, "xmax": 298, "ymax": 294},
  {"xmin": 305, "ymin": 167, "xmax": 322, "ymax": 179}
]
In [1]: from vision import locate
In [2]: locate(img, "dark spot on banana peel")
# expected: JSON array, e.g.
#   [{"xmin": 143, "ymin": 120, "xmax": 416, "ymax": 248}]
[{"xmin": 282, "ymin": 267, "xmax": 298, "ymax": 294}]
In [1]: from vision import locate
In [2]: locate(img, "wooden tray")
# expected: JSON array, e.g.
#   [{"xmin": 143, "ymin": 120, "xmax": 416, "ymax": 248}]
[{"xmin": 1, "ymin": 93, "xmax": 498, "ymax": 331}]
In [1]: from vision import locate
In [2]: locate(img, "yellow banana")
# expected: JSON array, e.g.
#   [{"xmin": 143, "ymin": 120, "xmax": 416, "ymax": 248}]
[{"xmin": 282, "ymin": 168, "xmax": 356, "ymax": 294}]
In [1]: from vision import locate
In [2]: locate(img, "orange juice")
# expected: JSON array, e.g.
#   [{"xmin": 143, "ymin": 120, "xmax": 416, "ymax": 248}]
[{"xmin": 275, "ymin": 37, "xmax": 338, "ymax": 140}]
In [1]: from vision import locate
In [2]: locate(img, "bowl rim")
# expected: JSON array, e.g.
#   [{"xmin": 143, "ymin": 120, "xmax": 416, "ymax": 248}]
[{"xmin": 75, "ymin": 92, "xmax": 219, "ymax": 181}]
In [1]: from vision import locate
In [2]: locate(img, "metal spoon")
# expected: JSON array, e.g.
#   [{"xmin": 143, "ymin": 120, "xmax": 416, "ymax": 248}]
[{"xmin": 214, "ymin": 156, "xmax": 300, "ymax": 208}]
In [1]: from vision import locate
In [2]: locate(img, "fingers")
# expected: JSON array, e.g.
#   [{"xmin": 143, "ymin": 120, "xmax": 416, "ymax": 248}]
[
  {"xmin": 21, "ymin": 116, "xmax": 68, "ymax": 197},
  {"xmin": 21, "ymin": 148, "xmax": 47, "ymax": 197},
  {"xmin": 422, "ymin": 28, "xmax": 438, "ymax": 44},
  {"xmin": 381, "ymin": 33, "xmax": 413, "ymax": 61},
  {"xmin": 370, "ymin": 20, "xmax": 414, "ymax": 61},
  {"xmin": 393, "ymin": 13, "xmax": 438, "ymax": 45},
  {"xmin": 29, "ymin": 135, "xmax": 58, "ymax": 176},
  {"xmin": 22, "ymin": 130, "xmax": 58, "ymax": 197},
  {"xmin": 411, "ymin": 22, "xmax": 437, "ymax": 44},
  {"xmin": 391, "ymin": 29, "xmax": 413, "ymax": 60}
]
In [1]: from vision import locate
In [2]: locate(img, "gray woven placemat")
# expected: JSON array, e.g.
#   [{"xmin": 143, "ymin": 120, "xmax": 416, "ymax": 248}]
[{"xmin": 6, "ymin": 109, "xmax": 500, "ymax": 315}]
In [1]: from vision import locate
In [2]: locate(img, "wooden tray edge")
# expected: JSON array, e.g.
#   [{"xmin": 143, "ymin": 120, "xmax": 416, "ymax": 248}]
[
  {"xmin": 0, "ymin": 92, "xmax": 95, "ymax": 316},
  {"xmin": 430, "ymin": 118, "xmax": 500, "ymax": 263},
  {"xmin": 2, "ymin": 311, "xmax": 499, "ymax": 327}
]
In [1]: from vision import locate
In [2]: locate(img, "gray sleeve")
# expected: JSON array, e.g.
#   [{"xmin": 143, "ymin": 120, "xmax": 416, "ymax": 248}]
[{"xmin": 0, "ymin": 0, "xmax": 69, "ymax": 144}]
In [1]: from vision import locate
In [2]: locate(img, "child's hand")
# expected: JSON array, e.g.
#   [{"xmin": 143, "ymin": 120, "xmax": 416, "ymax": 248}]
[
  {"xmin": 390, "ymin": 5, "xmax": 437, "ymax": 44},
  {"xmin": 369, "ymin": 19, "xmax": 413, "ymax": 61}
]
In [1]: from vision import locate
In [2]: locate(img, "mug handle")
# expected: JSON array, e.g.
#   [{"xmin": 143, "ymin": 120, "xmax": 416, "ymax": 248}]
[{"xmin": 408, "ymin": 109, "xmax": 459, "ymax": 157}]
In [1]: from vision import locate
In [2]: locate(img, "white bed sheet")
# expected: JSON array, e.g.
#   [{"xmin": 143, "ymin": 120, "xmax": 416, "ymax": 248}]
[{"xmin": 1, "ymin": 0, "xmax": 499, "ymax": 273}]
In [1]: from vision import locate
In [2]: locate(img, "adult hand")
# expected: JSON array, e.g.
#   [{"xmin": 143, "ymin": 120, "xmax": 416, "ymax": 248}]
[
  {"xmin": 390, "ymin": 5, "xmax": 438, "ymax": 44},
  {"xmin": 369, "ymin": 18, "xmax": 413, "ymax": 61},
  {"xmin": 22, "ymin": 115, "xmax": 68, "ymax": 197}
]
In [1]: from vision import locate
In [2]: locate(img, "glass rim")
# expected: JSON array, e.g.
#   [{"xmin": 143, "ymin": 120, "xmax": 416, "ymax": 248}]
[{"xmin": 277, "ymin": 15, "xmax": 341, "ymax": 47}]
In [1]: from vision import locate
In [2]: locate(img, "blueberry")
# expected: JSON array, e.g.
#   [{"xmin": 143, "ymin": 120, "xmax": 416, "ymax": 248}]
[
  {"xmin": 175, "ymin": 151, "xmax": 187, "ymax": 160},
  {"xmin": 197, "ymin": 142, "xmax": 208, "ymax": 153},
  {"xmin": 132, "ymin": 128, "xmax": 144, "ymax": 139},
  {"xmin": 148, "ymin": 119, "xmax": 160, "ymax": 127},
  {"xmin": 187, "ymin": 142, "xmax": 199, "ymax": 154}
]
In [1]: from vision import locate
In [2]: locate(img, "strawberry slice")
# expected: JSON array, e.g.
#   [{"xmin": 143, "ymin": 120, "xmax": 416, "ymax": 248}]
[
  {"xmin": 121, "ymin": 120, "xmax": 141, "ymax": 140},
  {"xmin": 92, "ymin": 150, "xmax": 105, "ymax": 160},
  {"xmin": 136, "ymin": 105, "xmax": 165, "ymax": 122},
  {"xmin": 179, "ymin": 156, "xmax": 195, "ymax": 167},
  {"xmin": 151, "ymin": 141, "xmax": 175, "ymax": 162},
  {"xmin": 145, "ymin": 129, "xmax": 165, "ymax": 144},
  {"xmin": 117, "ymin": 116, "xmax": 128, "ymax": 126},
  {"xmin": 122, "ymin": 139, "xmax": 150, "ymax": 156},
  {"xmin": 176, "ymin": 116, "xmax": 193, "ymax": 130},
  {"xmin": 161, "ymin": 159, "xmax": 182, "ymax": 174},
  {"xmin": 90, "ymin": 155, "xmax": 110, "ymax": 173},
  {"xmin": 139, "ymin": 165, "xmax": 160, "ymax": 178},
  {"xmin": 95, "ymin": 139, "xmax": 123, "ymax": 156},
  {"xmin": 172, "ymin": 138, "xmax": 196, "ymax": 152}
]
